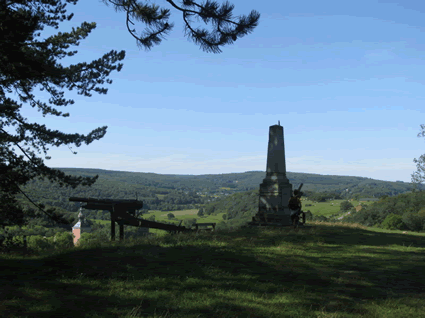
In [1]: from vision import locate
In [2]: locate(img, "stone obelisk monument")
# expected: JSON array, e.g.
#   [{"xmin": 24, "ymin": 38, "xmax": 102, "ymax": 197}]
[{"xmin": 253, "ymin": 122, "xmax": 293, "ymax": 225}]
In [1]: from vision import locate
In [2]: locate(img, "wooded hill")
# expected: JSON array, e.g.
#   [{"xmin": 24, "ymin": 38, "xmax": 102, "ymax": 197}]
[
  {"xmin": 52, "ymin": 168, "xmax": 420, "ymax": 195},
  {"xmin": 14, "ymin": 167, "xmax": 422, "ymax": 226},
  {"xmin": 16, "ymin": 168, "xmax": 421, "ymax": 213}
]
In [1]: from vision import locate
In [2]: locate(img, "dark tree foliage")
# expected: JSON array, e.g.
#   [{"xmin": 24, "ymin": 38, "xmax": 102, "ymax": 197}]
[
  {"xmin": 380, "ymin": 214, "xmax": 405, "ymax": 231},
  {"xmin": 197, "ymin": 207, "xmax": 204, "ymax": 216},
  {"xmin": 1, "ymin": 0, "xmax": 125, "ymax": 227},
  {"xmin": 101, "ymin": 0, "xmax": 260, "ymax": 53},
  {"xmin": 340, "ymin": 200, "xmax": 354, "ymax": 212},
  {"xmin": 305, "ymin": 191, "xmax": 342, "ymax": 202},
  {"xmin": 203, "ymin": 188, "xmax": 258, "ymax": 222},
  {"xmin": 0, "ymin": 0, "xmax": 260, "ymax": 228},
  {"xmin": 402, "ymin": 212, "xmax": 425, "ymax": 231}
]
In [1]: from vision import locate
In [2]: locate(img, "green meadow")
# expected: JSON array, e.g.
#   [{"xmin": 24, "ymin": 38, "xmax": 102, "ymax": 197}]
[
  {"xmin": 1, "ymin": 220, "xmax": 425, "ymax": 318},
  {"xmin": 301, "ymin": 199, "xmax": 370, "ymax": 217}
]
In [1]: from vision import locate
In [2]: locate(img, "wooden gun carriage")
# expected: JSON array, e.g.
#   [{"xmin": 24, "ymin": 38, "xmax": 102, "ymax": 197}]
[{"xmin": 69, "ymin": 197, "xmax": 215, "ymax": 241}]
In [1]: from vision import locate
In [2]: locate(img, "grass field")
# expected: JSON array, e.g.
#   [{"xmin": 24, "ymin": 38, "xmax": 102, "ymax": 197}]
[
  {"xmin": 301, "ymin": 199, "xmax": 370, "ymax": 217},
  {"xmin": 1, "ymin": 222, "xmax": 425, "ymax": 317},
  {"xmin": 159, "ymin": 209, "xmax": 198, "ymax": 217}
]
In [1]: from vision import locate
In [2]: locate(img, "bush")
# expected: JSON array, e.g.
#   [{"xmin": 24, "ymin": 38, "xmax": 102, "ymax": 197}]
[
  {"xmin": 167, "ymin": 213, "xmax": 175, "ymax": 219},
  {"xmin": 28, "ymin": 235, "xmax": 54, "ymax": 251},
  {"xmin": 125, "ymin": 227, "xmax": 150, "ymax": 240},
  {"xmin": 0, "ymin": 227, "xmax": 21, "ymax": 249},
  {"xmin": 77, "ymin": 232, "xmax": 95, "ymax": 246},
  {"xmin": 204, "ymin": 205, "xmax": 215, "ymax": 215},
  {"xmin": 197, "ymin": 208, "xmax": 204, "ymax": 217},
  {"xmin": 304, "ymin": 210, "xmax": 313, "ymax": 221},
  {"xmin": 418, "ymin": 207, "xmax": 425, "ymax": 218},
  {"xmin": 54, "ymin": 232, "xmax": 74, "ymax": 249},
  {"xmin": 90, "ymin": 227, "xmax": 110, "ymax": 242},
  {"xmin": 313, "ymin": 215, "xmax": 328, "ymax": 222},
  {"xmin": 340, "ymin": 201, "xmax": 354, "ymax": 212},
  {"xmin": 380, "ymin": 214, "xmax": 405, "ymax": 231},
  {"xmin": 216, "ymin": 221, "xmax": 228, "ymax": 231},
  {"xmin": 402, "ymin": 212, "xmax": 425, "ymax": 232},
  {"xmin": 183, "ymin": 218, "xmax": 197, "ymax": 228}
]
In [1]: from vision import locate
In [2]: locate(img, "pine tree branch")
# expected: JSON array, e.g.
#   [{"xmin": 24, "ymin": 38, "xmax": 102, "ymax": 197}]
[
  {"xmin": 102, "ymin": 0, "xmax": 259, "ymax": 53},
  {"xmin": 166, "ymin": 0, "xmax": 238, "ymax": 26},
  {"xmin": 14, "ymin": 182, "xmax": 70, "ymax": 225},
  {"xmin": 1, "ymin": 128, "xmax": 40, "ymax": 167}
]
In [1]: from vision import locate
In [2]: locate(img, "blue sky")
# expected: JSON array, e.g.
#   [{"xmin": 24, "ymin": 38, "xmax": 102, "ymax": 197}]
[{"xmin": 13, "ymin": 0, "xmax": 425, "ymax": 182}]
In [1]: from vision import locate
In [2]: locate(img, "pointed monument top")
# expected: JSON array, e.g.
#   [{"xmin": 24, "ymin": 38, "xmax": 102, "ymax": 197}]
[
  {"xmin": 73, "ymin": 207, "xmax": 91, "ymax": 230},
  {"xmin": 78, "ymin": 207, "xmax": 84, "ymax": 219}
]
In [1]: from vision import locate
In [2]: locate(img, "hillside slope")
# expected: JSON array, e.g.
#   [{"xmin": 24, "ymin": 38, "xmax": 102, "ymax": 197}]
[{"xmin": 2, "ymin": 223, "xmax": 425, "ymax": 318}]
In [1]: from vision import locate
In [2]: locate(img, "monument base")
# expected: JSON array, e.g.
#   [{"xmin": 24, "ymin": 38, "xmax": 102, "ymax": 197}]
[
  {"xmin": 244, "ymin": 215, "xmax": 308, "ymax": 228},
  {"xmin": 251, "ymin": 213, "xmax": 292, "ymax": 226},
  {"xmin": 258, "ymin": 173, "xmax": 293, "ymax": 222},
  {"xmin": 242, "ymin": 222, "xmax": 310, "ymax": 230}
]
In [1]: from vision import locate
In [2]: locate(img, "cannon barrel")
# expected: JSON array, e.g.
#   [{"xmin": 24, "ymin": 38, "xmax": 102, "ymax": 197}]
[
  {"xmin": 69, "ymin": 197, "xmax": 142, "ymax": 204},
  {"xmin": 69, "ymin": 197, "xmax": 143, "ymax": 211},
  {"xmin": 297, "ymin": 183, "xmax": 303, "ymax": 192}
]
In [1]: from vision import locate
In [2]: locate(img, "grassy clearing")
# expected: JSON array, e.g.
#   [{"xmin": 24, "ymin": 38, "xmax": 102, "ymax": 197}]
[
  {"xmin": 302, "ymin": 199, "xmax": 370, "ymax": 217},
  {"xmin": 138, "ymin": 210, "xmax": 224, "ymax": 223},
  {"xmin": 1, "ymin": 222, "xmax": 425, "ymax": 317},
  {"xmin": 159, "ymin": 209, "xmax": 199, "ymax": 217}
]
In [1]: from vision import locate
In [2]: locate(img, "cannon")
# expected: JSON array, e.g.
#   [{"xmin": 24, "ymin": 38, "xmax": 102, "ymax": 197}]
[{"xmin": 69, "ymin": 197, "xmax": 215, "ymax": 241}]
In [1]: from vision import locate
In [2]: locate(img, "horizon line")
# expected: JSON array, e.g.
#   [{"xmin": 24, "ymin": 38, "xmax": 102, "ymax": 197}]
[{"xmin": 52, "ymin": 167, "xmax": 416, "ymax": 184}]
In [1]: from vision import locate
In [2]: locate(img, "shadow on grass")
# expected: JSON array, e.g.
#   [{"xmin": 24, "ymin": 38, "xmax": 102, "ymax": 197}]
[{"xmin": 0, "ymin": 224, "xmax": 424, "ymax": 317}]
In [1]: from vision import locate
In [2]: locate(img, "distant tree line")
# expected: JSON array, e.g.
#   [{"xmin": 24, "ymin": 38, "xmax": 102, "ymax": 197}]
[
  {"xmin": 342, "ymin": 191, "xmax": 425, "ymax": 231},
  {"xmin": 304, "ymin": 191, "xmax": 343, "ymax": 202}
]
